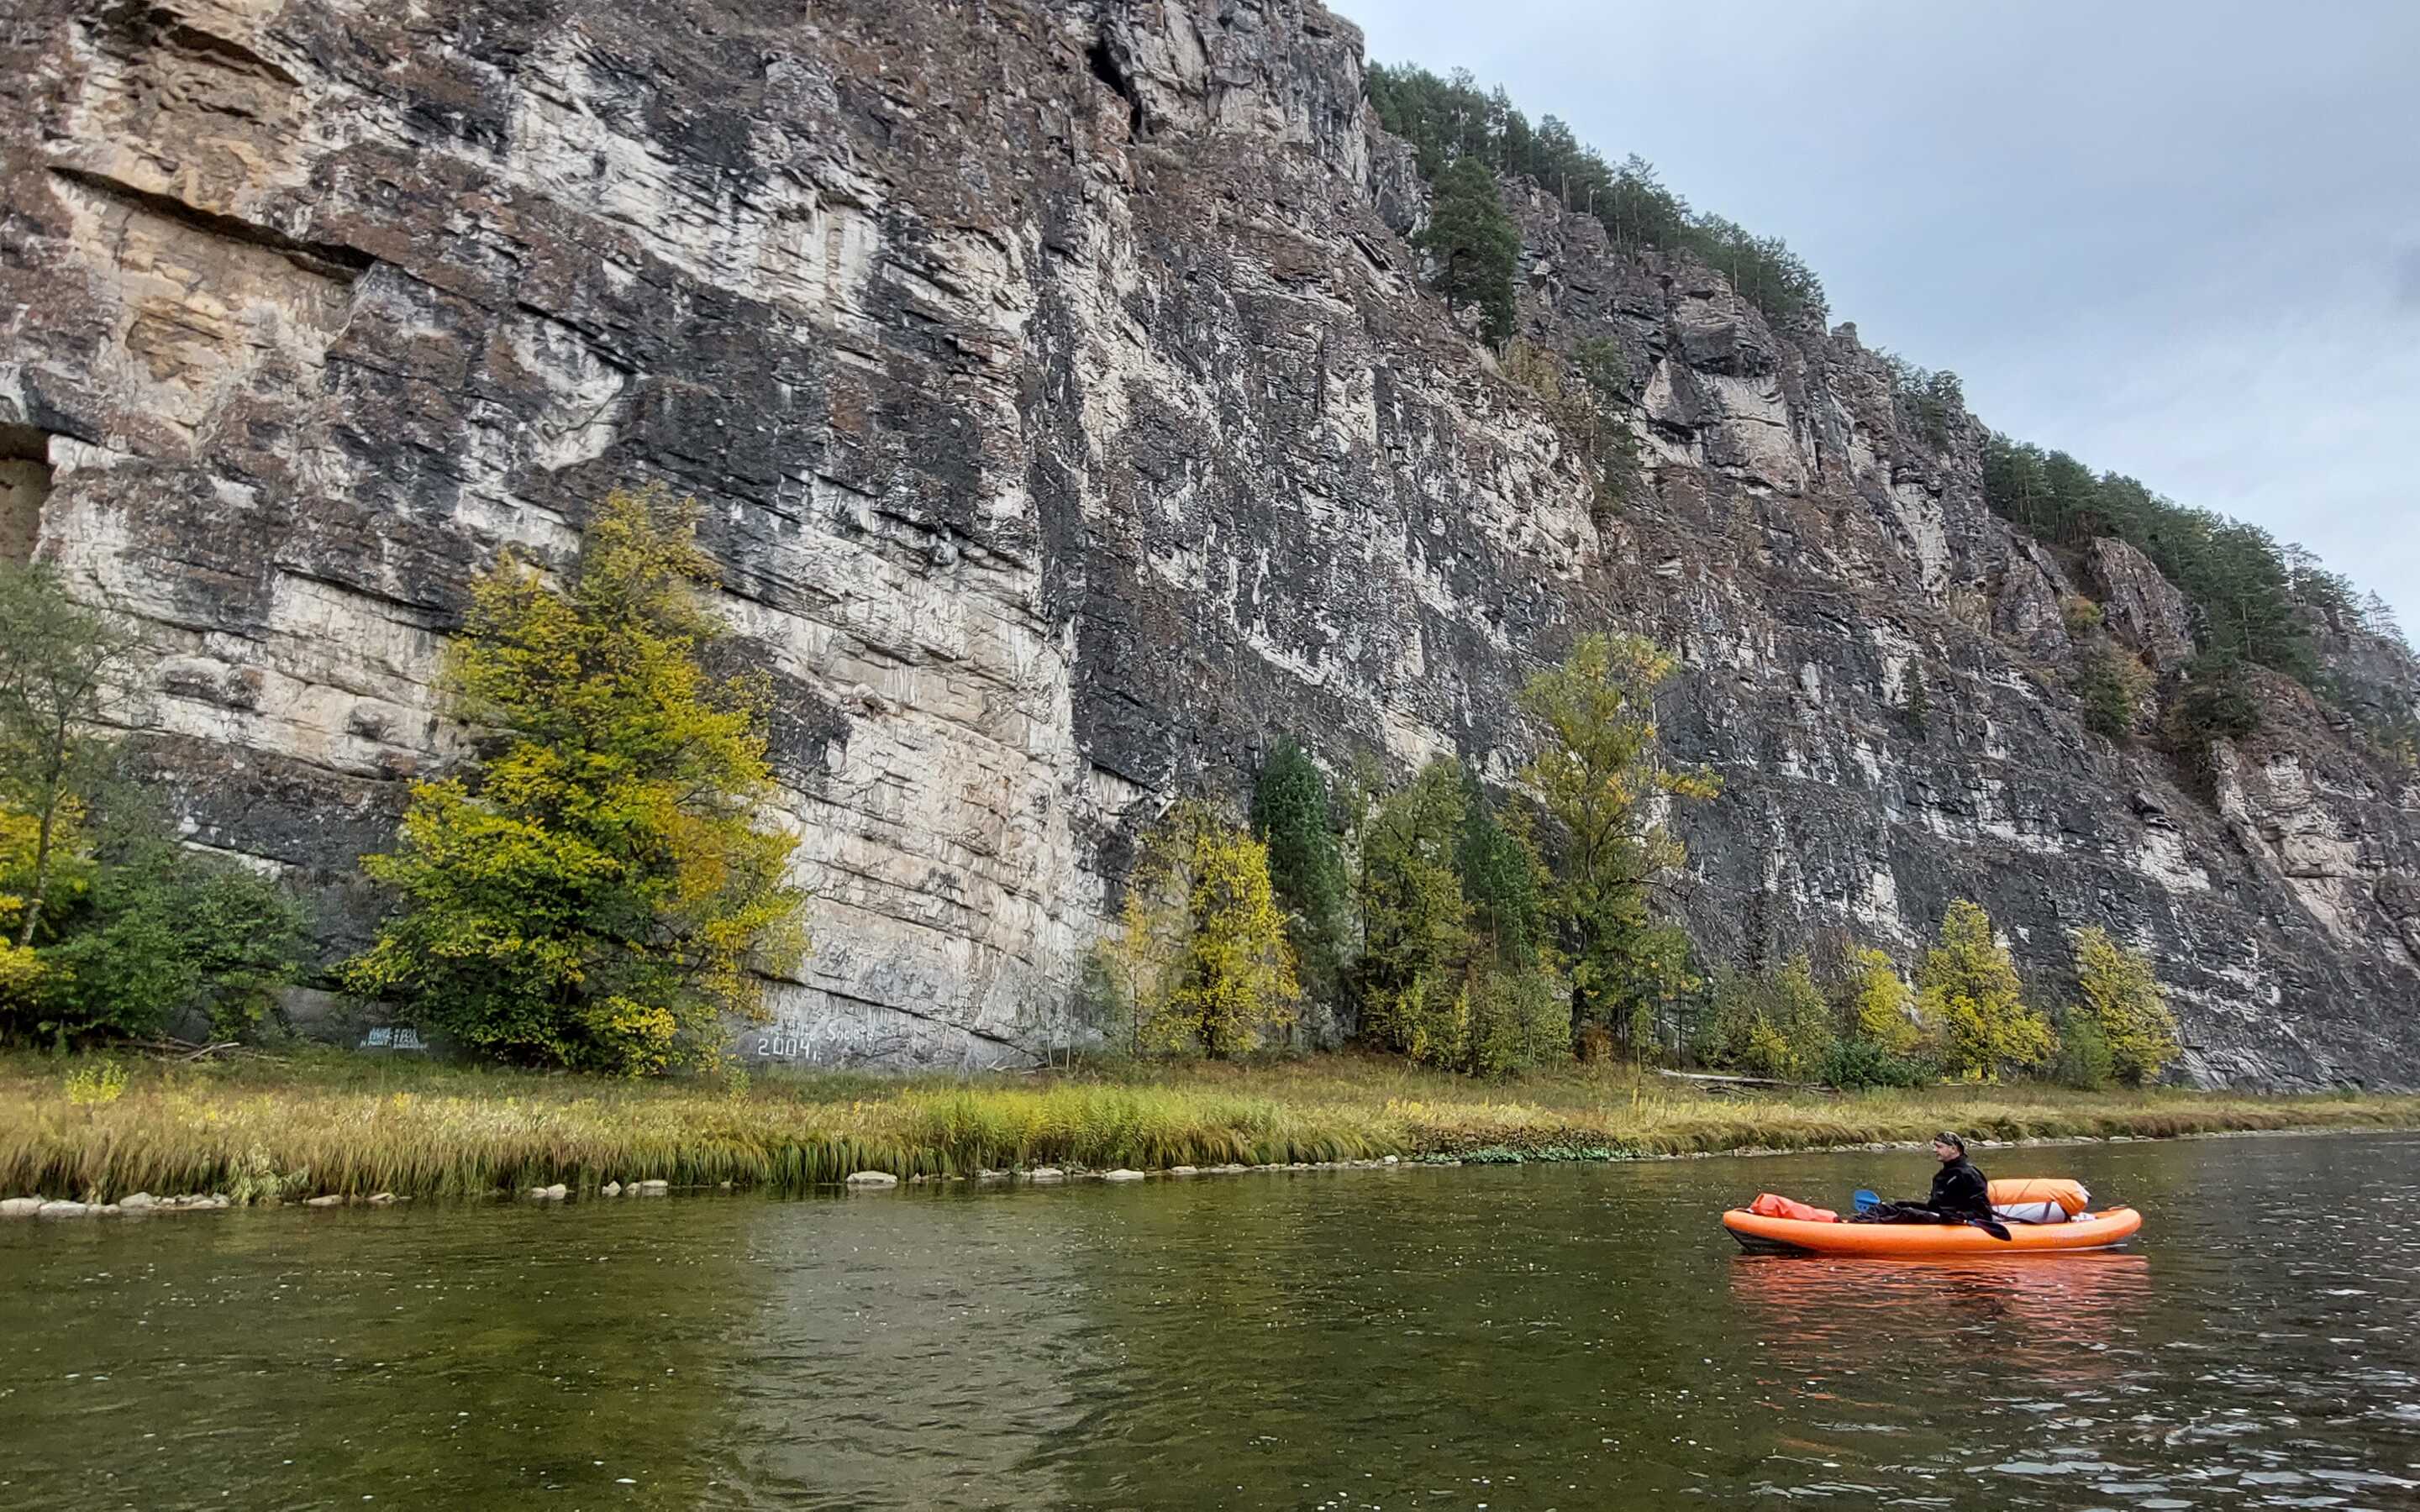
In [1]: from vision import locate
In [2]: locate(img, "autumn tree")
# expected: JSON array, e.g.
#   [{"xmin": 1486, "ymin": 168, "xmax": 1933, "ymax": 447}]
[
  {"xmin": 2070, "ymin": 926, "xmax": 2181, "ymax": 1085},
  {"xmin": 1518, "ymin": 633, "xmax": 1719, "ymax": 1053},
  {"xmin": 1916, "ymin": 900, "xmax": 2054, "ymax": 1079},
  {"xmin": 347, "ymin": 487, "xmax": 809, "ymax": 1075},
  {"xmin": 1847, "ymin": 946, "xmax": 1923, "ymax": 1056},
  {"xmin": 1113, "ymin": 800, "xmax": 1300, "ymax": 1058}
]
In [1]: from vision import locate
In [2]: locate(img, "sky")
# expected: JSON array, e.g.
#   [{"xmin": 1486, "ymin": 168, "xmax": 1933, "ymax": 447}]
[{"xmin": 1342, "ymin": 0, "xmax": 2420, "ymax": 631}]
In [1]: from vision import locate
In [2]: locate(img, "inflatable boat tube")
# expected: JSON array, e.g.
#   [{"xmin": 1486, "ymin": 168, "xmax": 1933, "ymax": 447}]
[{"xmin": 1723, "ymin": 1205, "xmax": 2141, "ymax": 1257}]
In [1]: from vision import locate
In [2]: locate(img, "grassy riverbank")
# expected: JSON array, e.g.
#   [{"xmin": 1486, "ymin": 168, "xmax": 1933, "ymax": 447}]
[{"xmin": 5, "ymin": 1048, "xmax": 2414, "ymax": 1204}]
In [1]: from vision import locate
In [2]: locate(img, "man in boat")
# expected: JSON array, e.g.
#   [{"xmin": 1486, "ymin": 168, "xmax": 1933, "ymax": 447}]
[{"xmin": 1854, "ymin": 1131, "xmax": 1991, "ymax": 1224}]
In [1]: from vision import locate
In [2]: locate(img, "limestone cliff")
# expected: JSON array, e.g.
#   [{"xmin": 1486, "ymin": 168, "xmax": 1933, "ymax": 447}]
[{"xmin": 3, "ymin": 0, "xmax": 2414, "ymax": 1084}]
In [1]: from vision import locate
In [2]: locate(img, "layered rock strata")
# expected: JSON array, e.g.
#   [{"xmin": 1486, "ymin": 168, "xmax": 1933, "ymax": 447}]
[{"xmin": 3, "ymin": 0, "xmax": 2414, "ymax": 1083}]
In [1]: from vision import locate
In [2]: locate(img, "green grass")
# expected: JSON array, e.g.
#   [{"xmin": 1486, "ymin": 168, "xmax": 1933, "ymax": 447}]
[{"xmin": 4, "ymin": 1047, "xmax": 2414, "ymax": 1204}]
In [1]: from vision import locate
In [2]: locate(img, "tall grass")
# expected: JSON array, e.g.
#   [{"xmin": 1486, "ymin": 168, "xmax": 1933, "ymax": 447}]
[{"xmin": 3, "ymin": 1049, "xmax": 2412, "ymax": 1203}]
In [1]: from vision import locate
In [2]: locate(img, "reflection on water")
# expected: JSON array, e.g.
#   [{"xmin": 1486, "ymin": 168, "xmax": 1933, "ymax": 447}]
[{"xmin": 3, "ymin": 1134, "xmax": 2417, "ymax": 1509}]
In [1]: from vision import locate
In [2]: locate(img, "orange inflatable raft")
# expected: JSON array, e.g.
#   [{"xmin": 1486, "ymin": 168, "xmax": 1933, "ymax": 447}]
[{"xmin": 1724, "ymin": 1179, "xmax": 2141, "ymax": 1257}]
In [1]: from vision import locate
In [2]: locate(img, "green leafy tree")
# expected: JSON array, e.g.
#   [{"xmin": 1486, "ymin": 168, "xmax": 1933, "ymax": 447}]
[
  {"xmin": 1251, "ymin": 738, "xmax": 1348, "ymax": 1007},
  {"xmin": 1916, "ymin": 900, "xmax": 2054, "ymax": 1079},
  {"xmin": 1702, "ymin": 953, "xmax": 1830, "ymax": 1079},
  {"xmin": 1418, "ymin": 156, "xmax": 1520, "ymax": 344},
  {"xmin": 1518, "ymin": 634, "xmax": 1719, "ymax": 1053},
  {"xmin": 347, "ymin": 488, "xmax": 809, "ymax": 1075},
  {"xmin": 1353, "ymin": 759, "xmax": 1473, "ymax": 1063},
  {"xmin": 30, "ymin": 832, "xmax": 306, "ymax": 1045},
  {"xmin": 1455, "ymin": 774, "xmax": 1548, "ymax": 973},
  {"xmin": 1113, "ymin": 800, "xmax": 1300, "ymax": 1058},
  {"xmin": 2070, "ymin": 926, "xmax": 2181, "ymax": 1085},
  {"xmin": 1460, "ymin": 959, "xmax": 1570, "ymax": 1078},
  {"xmin": 0, "ymin": 565, "xmax": 138, "ymax": 950},
  {"xmin": 2051, "ymin": 1010, "xmax": 2116, "ymax": 1089}
]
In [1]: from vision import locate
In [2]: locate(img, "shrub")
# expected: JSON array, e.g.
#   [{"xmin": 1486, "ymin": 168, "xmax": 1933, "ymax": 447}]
[
  {"xmin": 1701, "ymin": 953, "xmax": 1830, "ymax": 1079},
  {"xmin": 1460, "ymin": 961, "xmax": 1570, "ymax": 1078},
  {"xmin": 2076, "ymin": 643, "xmax": 2153, "ymax": 743},
  {"xmin": 1817, "ymin": 1037, "xmax": 1932, "ymax": 1089},
  {"xmin": 62, "ymin": 1057, "xmax": 126, "ymax": 1107},
  {"xmin": 2051, "ymin": 1011, "xmax": 2116, "ymax": 1089},
  {"xmin": 34, "ymin": 837, "xmax": 307, "ymax": 1046}
]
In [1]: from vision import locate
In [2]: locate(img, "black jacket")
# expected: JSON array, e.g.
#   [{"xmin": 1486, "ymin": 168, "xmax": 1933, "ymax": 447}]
[{"xmin": 1927, "ymin": 1156, "xmax": 1991, "ymax": 1218}]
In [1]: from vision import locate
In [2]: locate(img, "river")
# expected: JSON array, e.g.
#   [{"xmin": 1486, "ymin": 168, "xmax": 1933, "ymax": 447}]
[{"xmin": 3, "ymin": 1131, "xmax": 2417, "ymax": 1510}]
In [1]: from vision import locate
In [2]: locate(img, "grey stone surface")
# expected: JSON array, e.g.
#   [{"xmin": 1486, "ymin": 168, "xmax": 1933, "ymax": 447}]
[{"xmin": 1, "ymin": 0, "xmax": 2415, "ymax": 1087}]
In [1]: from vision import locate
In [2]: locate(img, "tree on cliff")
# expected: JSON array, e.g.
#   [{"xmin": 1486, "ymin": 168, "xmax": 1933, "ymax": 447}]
[
  {"xmin": 346, "ymin": 488, "xmax": 808, "ymax": 1076},
  {"xmin": 1111, "ymin": 801, "xmax": 1299, "ymax": 1058},
  {"xmin": 2070, "ymin": 926, "xmax": 2181, "ymax": 1085},
  {"xmin": 1916, "ymin": 900, "xmax": 2054, "ymax": 1080},
  {"xmin": 1518, "ymin": 634, "xmax": 1720, "ymax": 1054},
  {"xmin": 1417, "ymin": 156, "xmax": 1519, "ymax": 344}
]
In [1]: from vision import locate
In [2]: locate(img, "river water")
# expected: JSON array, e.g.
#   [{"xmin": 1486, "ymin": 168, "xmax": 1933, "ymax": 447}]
[{"xmin": 4, "ymin": 1132, "xmax": 2417, "ymax": 1510}]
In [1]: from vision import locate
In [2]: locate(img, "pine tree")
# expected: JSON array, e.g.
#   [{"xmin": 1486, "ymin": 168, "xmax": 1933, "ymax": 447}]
[
  {"xmin": 1903, "ymin": 659, "xmax": 1930, "ymax": 738},
  {"xmin": 1252, "ymin": 738, "xmax": 1347, "ymax": 1006},
  {"xmin": 1417, "ymin": 156, "xmax": 1520, "ymax": 344},
  {"xmin": 347, "ymin": 487, "xmax": 809, "ymax": 1075}
]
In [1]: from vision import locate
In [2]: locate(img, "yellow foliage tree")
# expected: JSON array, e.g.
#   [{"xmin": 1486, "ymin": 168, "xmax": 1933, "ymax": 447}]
[
  {"xmin": 1917, "ymin": 900, "xmax": 2054, "ymax": 1079},
  {"xmin": 0, "ymin": 801, "xmax": 79, "ymax": 1016},
  {"xmin": 2070, "ymin": 926, "xmax": 2181, "ymax": 1085},
  {"xmin": 1849, "ymin": 946, "xmax": 1923, "ymax": 1055},
  {"xmin": 1113, "ymin": 801, "xmax": 1301, "ymax": 1058},
  {"xmin": 347, "ymin": 488, "xmax": 808, "ymax": 1075}
]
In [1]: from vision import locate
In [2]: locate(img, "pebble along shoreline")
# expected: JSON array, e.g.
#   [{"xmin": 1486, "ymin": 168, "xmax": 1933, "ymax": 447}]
[{"xmin": 3, "ymin": 1124, "xmax": 2401, "ymax": 1218}]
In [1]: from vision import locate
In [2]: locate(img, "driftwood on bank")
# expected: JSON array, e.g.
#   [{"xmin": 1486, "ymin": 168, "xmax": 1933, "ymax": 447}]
[{"xmin": 1658, "ymin": 1068, "xmax": 1836, "ymax": 1096}]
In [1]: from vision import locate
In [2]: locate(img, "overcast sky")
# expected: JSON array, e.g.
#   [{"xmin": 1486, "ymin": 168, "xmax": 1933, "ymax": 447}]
[{"xmin": 1344, "ymin": 0, "xmax": 2420, "ymax": 631}]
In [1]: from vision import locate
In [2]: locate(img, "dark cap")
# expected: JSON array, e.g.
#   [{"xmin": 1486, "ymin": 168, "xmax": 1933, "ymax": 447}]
[{"xmin": 1933, "ymin": 1130, "xmax": 1965, "ymax": 1152}]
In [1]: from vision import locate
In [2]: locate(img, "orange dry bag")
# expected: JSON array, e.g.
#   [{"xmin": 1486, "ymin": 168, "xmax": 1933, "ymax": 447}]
[
  {"xmin": 1749, "ymin": 1193, "xmax": 1839, "ymax": 1223},
  {"xmin": 1986, "ymin": 1178, "xmax": 2090, "ymax": 1223}
]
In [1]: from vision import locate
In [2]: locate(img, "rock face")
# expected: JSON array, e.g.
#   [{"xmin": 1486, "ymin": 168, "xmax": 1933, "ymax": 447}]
[{"xmin": 3, "ymin": 0, "xmax": 2417, "ymax": 1086}]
